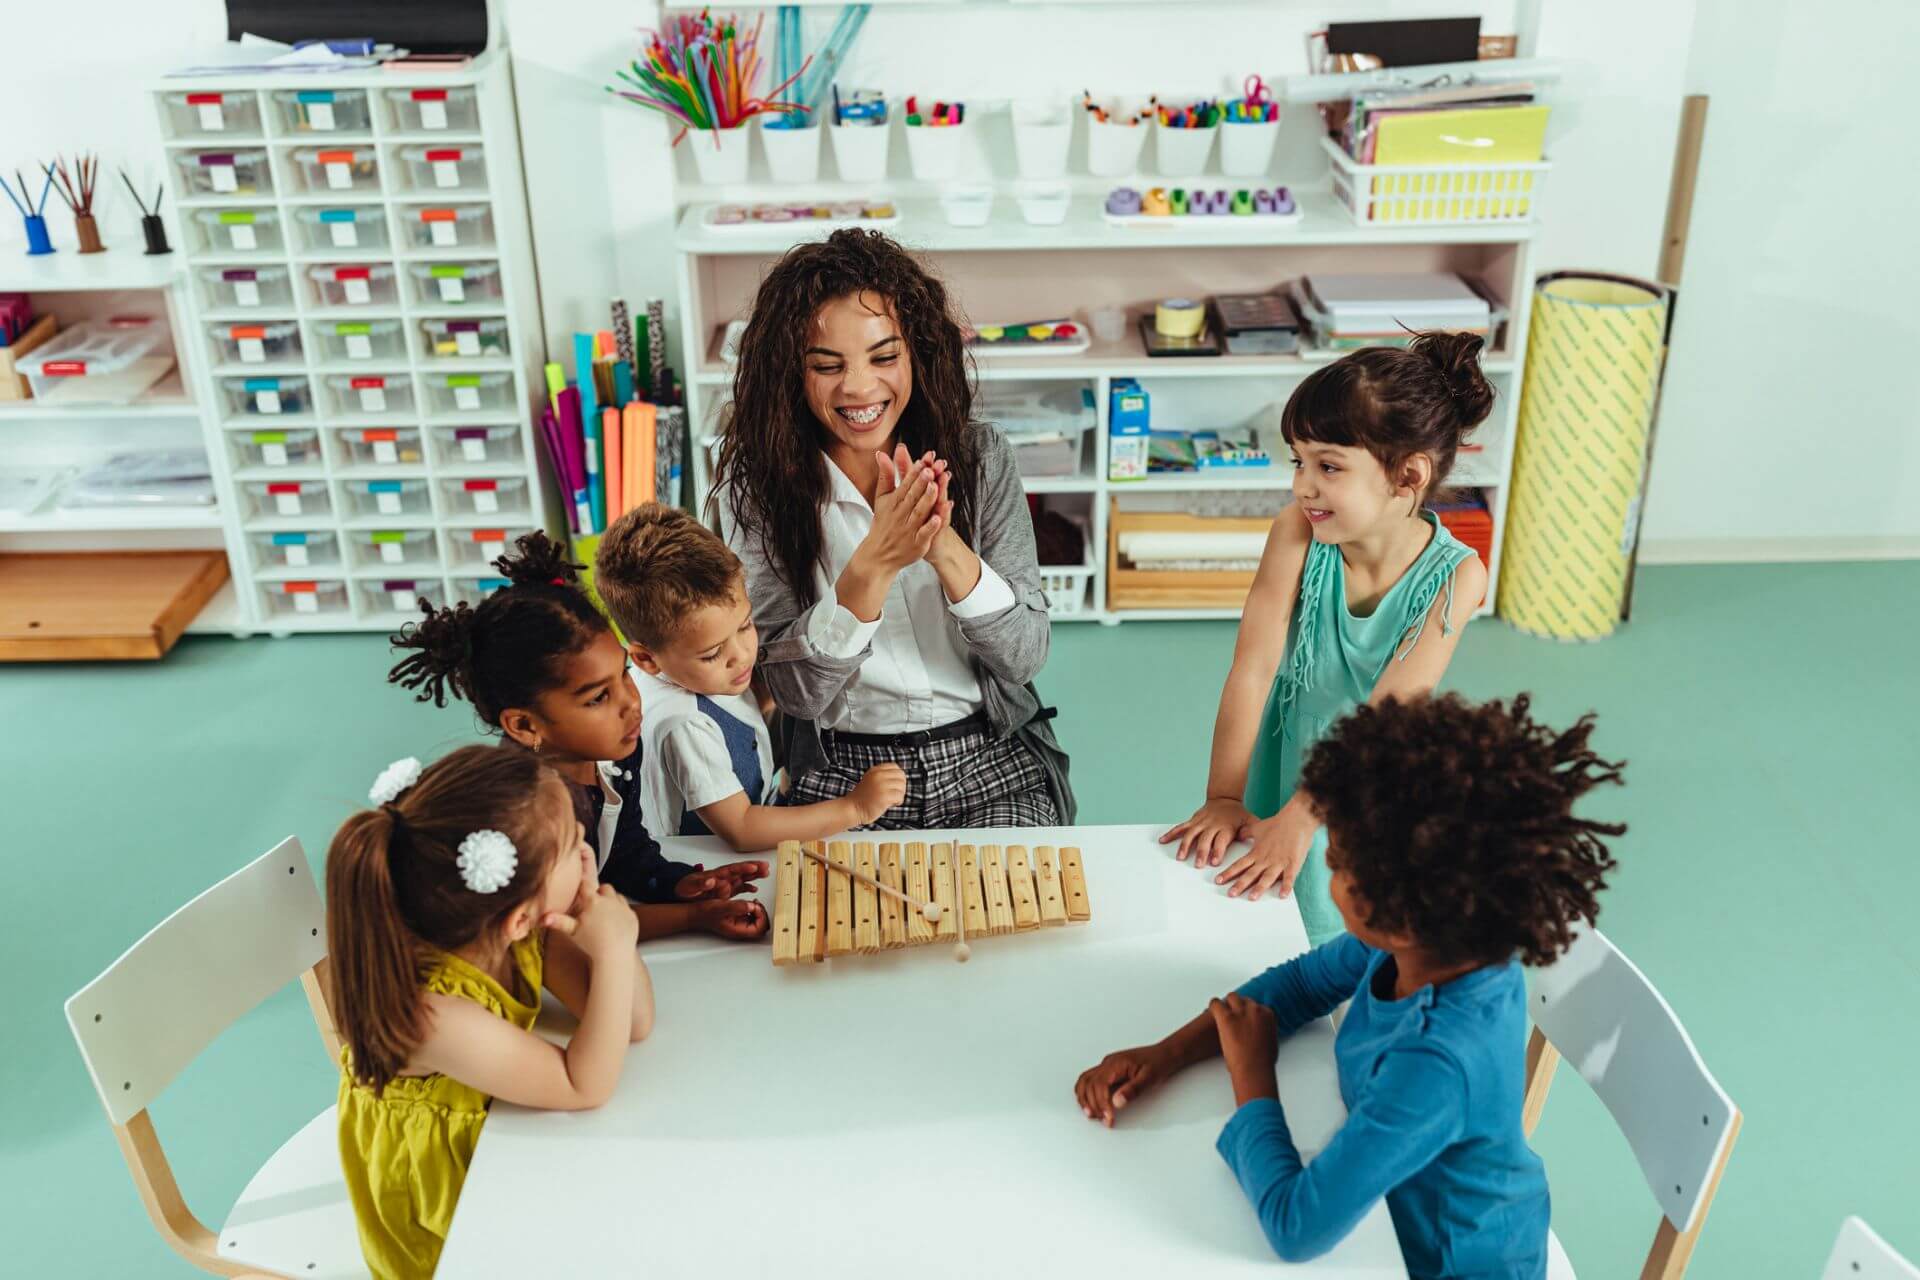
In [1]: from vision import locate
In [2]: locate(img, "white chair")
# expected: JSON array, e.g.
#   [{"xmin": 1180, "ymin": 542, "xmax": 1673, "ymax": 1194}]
[
  {"xmin": 1822, "ymin": 1217, "xmax": 1920, "ymax": 1280},
  {"xmin": 66, "ymin": 837, "xmax": 366, "ymax": 1279},
  {"xmin": 1520, "ymin": 925, "xmax": 1741, "ymax": 1279}
]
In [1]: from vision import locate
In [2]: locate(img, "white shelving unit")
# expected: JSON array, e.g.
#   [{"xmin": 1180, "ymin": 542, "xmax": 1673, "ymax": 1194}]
[
  {"xmin": 674, "ymin": 187, "xmax": 1535, "ymax": 623},
  {"xmin": 150, "ymin": 52, "xmax": 555, "ymax": 634}
]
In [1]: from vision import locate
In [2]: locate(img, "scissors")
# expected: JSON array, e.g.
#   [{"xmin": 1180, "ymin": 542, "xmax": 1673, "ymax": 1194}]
[{"xmin": 1242, "ymin": 75, "xmax": 1274, "ymax": 108}]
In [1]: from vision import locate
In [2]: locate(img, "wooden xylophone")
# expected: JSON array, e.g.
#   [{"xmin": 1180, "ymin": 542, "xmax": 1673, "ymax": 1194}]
[{"xmin": 772, "ymin": 839, "xmax": 1090, "ymax": 965}]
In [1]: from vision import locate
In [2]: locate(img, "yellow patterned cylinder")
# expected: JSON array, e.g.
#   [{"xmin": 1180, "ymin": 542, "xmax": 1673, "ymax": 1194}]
[{"xmin": 1496, "ymin": 273, "xmax": 1669, "ymax": 640}]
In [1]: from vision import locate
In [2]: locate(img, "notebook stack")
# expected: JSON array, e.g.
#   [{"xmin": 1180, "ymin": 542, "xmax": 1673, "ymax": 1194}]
[{"xmin": 1290, "ymin": 273, "xmax": 1492, "ymax": 350}]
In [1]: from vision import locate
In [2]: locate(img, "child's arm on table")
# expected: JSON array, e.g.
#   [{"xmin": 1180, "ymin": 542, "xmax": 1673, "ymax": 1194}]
[
  {"xmin": 631, "ymin": 899, "xmax": 769, "ymax": 942},
  {"xmin": 544, "ymin": 920, "xmax": 654, "ymax": 1041},
  {"xmin": 694, "ymin": 763, "xmax": 905, "ymax": 851},
  {"xmin": 411, "ymin": 885, "xmax": 639, "ymax": 1110},
  {"xmin": 1162, "ymin": 505, "xmax": 1312, "ymax": 868}
]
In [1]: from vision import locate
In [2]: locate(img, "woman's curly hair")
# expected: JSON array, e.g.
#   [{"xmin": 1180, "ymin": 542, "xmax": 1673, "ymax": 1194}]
[
  {"xmin": 1301, "ymin": 693, "xmax": 1625, "ymax": 967},
  {"xmin": 713, "ymin": 228, "xmax": 981, "ymax": 608}
]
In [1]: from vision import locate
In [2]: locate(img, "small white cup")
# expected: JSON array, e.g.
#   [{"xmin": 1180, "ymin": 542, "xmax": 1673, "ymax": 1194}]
[
  {"xmin": 759, "ymin": 117, "xmax": 822, "ymax": 184},
  {"xmin": 905, "ymin": 119, "xmax": 971, "ymax": 182},
  {"xmin": 1153, "ymin": 121, "xmax": 1218, "ymax": 178},
  {"xmin": 829, "ymin": 116, "xmax": 892, "ymax": 183},
  {"xmin": 1011, "ymin": 99, "xmax": 1073, "ymax": 180},
  {"xmin": 1219, "ymin": 116, "xmax": 1281, "ymax": 178},
  {"xmin": 687, "ymin": 126, "xmax": 751, "ymax": 185}
]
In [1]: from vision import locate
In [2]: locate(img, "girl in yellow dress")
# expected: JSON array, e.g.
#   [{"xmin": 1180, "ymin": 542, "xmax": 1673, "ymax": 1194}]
[{"xmin": 327, "ymin": 743, "xmax": 653, "ymax": 1279}]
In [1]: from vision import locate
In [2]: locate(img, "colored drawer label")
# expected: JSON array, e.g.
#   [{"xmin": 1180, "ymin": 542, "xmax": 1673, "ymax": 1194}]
[{"xmin": 318, "ymin": 208, "xmax": 358, "ymax": 223}]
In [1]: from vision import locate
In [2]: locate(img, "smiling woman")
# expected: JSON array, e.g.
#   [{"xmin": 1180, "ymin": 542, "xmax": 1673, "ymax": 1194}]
[{"xmin": 714, "ymin": 229, "xmax": 1074, "ymax": 830}]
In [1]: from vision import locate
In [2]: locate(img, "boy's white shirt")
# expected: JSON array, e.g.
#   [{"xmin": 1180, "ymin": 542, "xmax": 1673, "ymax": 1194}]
[{"xmin": 634, "ymin": 666, "xmax": 775, "ymax": 838}]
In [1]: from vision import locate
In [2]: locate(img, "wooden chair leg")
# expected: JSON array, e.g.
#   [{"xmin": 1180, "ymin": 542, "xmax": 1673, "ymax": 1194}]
[
  {"xmin": 1639, "ymin": 1108, "xmax": 1742, "ymax": 1279},
  {"xmin": 301, "ymin": 958, "xmax": 342, "ymax": 1067},
  {"xmin": 1522, "ymin": 1026, "xmax": 1559, "ymax": 1137},
  {"xmin": 114, "ymin": 1111, "xmax": 263, "ymax": 1277}
]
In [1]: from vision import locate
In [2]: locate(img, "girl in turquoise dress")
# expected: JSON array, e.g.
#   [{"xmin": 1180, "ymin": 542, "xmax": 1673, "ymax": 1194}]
[{"xmin": 1163, "ymin": 332, "xmax": 1495, "ymax": 945}]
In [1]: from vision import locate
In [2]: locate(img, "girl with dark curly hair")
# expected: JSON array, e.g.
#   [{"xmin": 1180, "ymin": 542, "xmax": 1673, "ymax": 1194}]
[
  {"xmin": 713, "ymin": 228, "xmax": 1072, "ymax": 829},
  {"xmin": 1164, "ymin": 333, "xmax": 1495, "ymax": 942},
  {"xmin": 1079, "ymin": 692, "xmax": 1625, "ymax": 1277},
  {"xmin": 386, "ymin": 531, "xmax": 769, "ymax": 943}
]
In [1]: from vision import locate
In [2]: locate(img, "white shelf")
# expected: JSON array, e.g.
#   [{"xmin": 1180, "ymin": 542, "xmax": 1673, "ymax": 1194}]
[
  {"xmin": 0, "ymin": 374, "xmax": 197, "ymax": 419},
  {"xmin": 1021, "ymin": 473, "xmax": 1102, "ymax": 494},
  {"xmin": 0, "ymin": 252, "xmax": 182, "ymax": 292},
  {"xmin": 230, "ymin": 465, "xmax": 328, "ymax": 483},
  {"xmin": 0, "ymin": 503, "xmax": 223, "ymax": 533}
]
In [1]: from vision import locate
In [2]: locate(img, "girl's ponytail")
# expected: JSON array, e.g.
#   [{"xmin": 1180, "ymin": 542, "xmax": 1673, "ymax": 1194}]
[
  {"xmin": 495, "ymin": 530, "xmax": 583, "ymax": 589},
  {"xmin": 388, "ymin": 599, "xmax": 479, "ymax": 710},
  {"xmin": 1408, "ymin": 330, "xmax": 1496, "ymax": 431},
  {"xmin": 325, "ymin": 808, "xmax": 427, "ymax": 1096}
]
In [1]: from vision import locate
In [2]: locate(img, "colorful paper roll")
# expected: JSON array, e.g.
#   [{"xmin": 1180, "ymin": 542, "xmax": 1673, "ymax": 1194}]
[
  {"xmin": 1154, "ymin": 298, "xmax": 1204, "ymax": 338},
  {"xmin": 1496, "ymin": 273, "xmax": 1670, "ymax": 641}
]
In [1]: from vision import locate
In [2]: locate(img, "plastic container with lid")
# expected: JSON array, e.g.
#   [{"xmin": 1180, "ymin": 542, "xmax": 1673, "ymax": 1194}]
[
  {"xmin": 200, "ymin": 265, "xmax": 292, "ymax": 310},
  {"xmin": 174, "ymin": 148, "xmax": 270, "ymax": 196},
  {"xmin": 424, "ymin": 371, "xmax": 512, "ymax": 414},
  {"xmin": 311, "ymin": 318, "xmax": 404, "ymax": 362},
  {"xmin": 222, "ymin": 375, "xmax": 310, "ymax": 418},
  {"xmin": 399, "ymin": 144, "xmax": 487, "ymax": 191},
  {"xmin": 980, "ymin": 385, "xmax": 1096, "ymax": 478},
  {"xmin": 449, "ymin": 576, "xmax": 513, "ymax": 608},
  {"xmin": 439, "ymin": 476, "xmax": 527, "ymax": 517},
  {"xmin": 193, "ymin": 208, "xmax": 281, "ymax": 254},
  {"xmin": 386, "ymin": 86, "xmax": 480, "ymax": 132},
  {"xmin": 325, "ymin": 373, "xmax": 415, "ymax": 417},
  {"xmin": 419, "ymin": 317, "xmax": 509, "ymax": 360},
  {"xmin": 14, "ymin": 319, "xmax": 172, "ymax": 405},
  {"xmin": 233, "ymin": 428, "xmax": 320, "ymax": 470},
  {"xmin": 262, "ymin": 578, "xmax": 349, "ymax": 618},
  {"xmin": 343, "ymin": 477, "xmax": 433, "ymax": 519},
  {"xmin": 337, "ymin": 425, "xmax": 425, "ymax": 468},
  {"xmin": 244, "ymin": 479, "xmax": 330, "ymax": 521},
  {"xmin": 356, "ymin": 578, "xmax": 445, "ymax": 617},
  {"xmin": 449, "ymin": 526, "xmax": 531, "ymax": 567},
  {"xmin": 432, "ymin": 423, "xmax": 523, "ymax": 467},
  {"xmin": 272, "ymin": 88, "xmax": 371, "ymax": 134},
  {"xmin": 347, "ymin": 528, "xmax": 439, "ymax": 569},
  {"xmin": 162, "ymin": 91, "xmax": 262, "ymax": 138},
  {"xmin": 294, "ymin": 206, "xmax": 390, "ymax": 253},
  {"xmin": 290, "ymin": 146, "xmax": 380, "ymax": 194},
  {"xmin": 210, "ymin": 320, "xmax": 300, "ymax": 367},
  {"xmin": 308, "ymin": 264, "xmax": 398, "ymax": 308},
  {"xmin": 403, "ymin": 203, "xmax": 494, "ymax": 249},
  {"xmin": 251, "ymin": 530, "xmax": 338, "ymax": 570},
  {"xmin": 408, "ymin": 261, "xmax": 502, "ymax": 306}
]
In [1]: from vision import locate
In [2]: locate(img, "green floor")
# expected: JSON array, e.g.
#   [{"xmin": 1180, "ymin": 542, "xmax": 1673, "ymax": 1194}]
[{"xmin": 6, "ymin": 561, "xmax": 1917, "ymax": 1277}]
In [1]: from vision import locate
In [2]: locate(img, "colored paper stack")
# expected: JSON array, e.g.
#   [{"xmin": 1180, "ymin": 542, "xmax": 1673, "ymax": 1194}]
[{"xmin": 1433, "ymin": 489, "xmax": 1493, "ymax": 571}]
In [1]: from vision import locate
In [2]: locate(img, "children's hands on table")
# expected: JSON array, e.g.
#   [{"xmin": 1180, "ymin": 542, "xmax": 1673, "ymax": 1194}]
[
  {"xmin": 674, "ymin": 861, "xmax": 768, "ymax": 901},
  {"xmin": 1074, "ymin": 1044, "xmax": 1174, "ymax": 1128},
  {"xmin": 1162, "ymin": 797, "xmax": 1255, "ymax": 867},
  {"xmin": 850, "ymin": 763, "xmax": 908, "ymax": 824},
  {"xmin": 545, "ymin": 884, "xmax": 640, "ymax": 960},
  {"xmin": 1214, "ymin": 801, "xmax": 1317, "ymax": 901},
  {"xmin": 1209, "ymin": 994, "xmax": 1279, "ymax": 1105},
  {"xmin": 697, "ymin": 897, "xmax": 769, "ymax": 941}
]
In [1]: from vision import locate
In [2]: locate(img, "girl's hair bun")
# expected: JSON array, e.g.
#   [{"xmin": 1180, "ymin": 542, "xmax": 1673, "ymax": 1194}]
[
  {"xmin": 1409, "ymin": 331, "xmax": 1495, "ymax": 429},
  {"xmin": 495, "ymin": 531, "xmax": 583, "ymax": 588}
]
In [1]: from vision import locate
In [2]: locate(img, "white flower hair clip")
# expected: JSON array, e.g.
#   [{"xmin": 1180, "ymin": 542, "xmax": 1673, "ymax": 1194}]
[
  {"xmin": 456, "ymin": 830, "xmax": 518, "ymax": 894},
  {"xmin": 368, "ymin": 756, "xmax": 423, "ymax": 807}
]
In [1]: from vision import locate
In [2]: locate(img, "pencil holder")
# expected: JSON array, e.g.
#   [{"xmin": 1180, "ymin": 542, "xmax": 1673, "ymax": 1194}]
[
  {"xmin": 758, "ymin": 117, "xmax": 822, "ymax": 185},
  {"xmin": 73, "ymin": 214, "xmax": 104, "ymax": 254},
  {"xmin": 21, "ymin": 214, "xmax": 54, "ymax": 255},
  {"xmin": 141, "ymin": 214, "xmax": 172, "ymax": 256},
  {"xmin": 1154, "ymin": 119, "xmax": 1219, "ymax": 178},
  {"xmin": 1086, "ymin": 118, "xmax": 1148, "ymax": 178},
  {"xmin": 904, "ymin": 120, "xmax": 971, "ymax": 182},
  {"xmin": 1011, "ymin": 99, "xmax": 1073, "ymax": 180},
  {"xmin": 830, "ymin": 116, "xmax": 892, "ymax": 184},
  {"xmin": 1219, "ymin": 115, "xmax": 1282, "ymax": 178},
  {"xmin": 687, "ymin": 127, "xmax": 752, "ymax": 186}
]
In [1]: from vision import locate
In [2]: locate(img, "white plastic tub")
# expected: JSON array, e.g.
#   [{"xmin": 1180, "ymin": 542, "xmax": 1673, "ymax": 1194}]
[
  {"xmin": 399, "ymin": 144, "xmax": 487, "ymax": 191},
  {"xmin": 194, "ymin": 208, "xmax": 281, "ymax": 254},
  {"xmin": 387, "ymin": 86, "xmax": 480, "ymax": 132},
  {"xmin": 308, "ymin": 264, "xmax": 398, "ymax": 308},
  {"xmin": 1154, "ymin": 120, "xmax": 1218, "ymax": 178},
  {"xmin": 1011, "ymin": 99, "xmax": 1072, "ymax": 180},
  {"xmin": 356, "ymin": 578, "xmax": 445, "ymax": 617},
  {"xmin": 14, "ymin": 319, "xmax": 171, "ymax": 405},
  {"xmin": 419, "ymin": 318, "xmax": 509, "ymax": 360},
  {"xmin": 162, "ymin": 91, "xmax": 262, "ymax": 138},
  {"xmin": 1014, "ymin": 182, "xmax": 1071, "ymax": 226},
  {"xmin": 432, "ymin": 423, "xmax": 523, "ymax": 466},
  {"xmin": 403, "ymin": 203, "xmax": 495, "ymax": 250},
  {"xmin": 343, "ymin": 478, "xmax": 432, "ymax": 519},
  {"xmin": 439, "ymin": 476, "xmax": 527, "ymax": 517},
  {"xmin": 939, "ymin": 184, "xmax": 994, "ymax": 227},
  {"xmin": 174, "ymin": 149, "xmax": 270, "ymax": 196},
  {"xmin": 337, "ymin": 426, "xmax": 425, "ymax": 468},
  {"xmin": 200, "ymin": 265, "xmax": 291, "ymax": 310},
  {"xmin": 233, "ymin": 427, "xmax": 320, "ymax": 470},
  {"xmin": 347, "ymin": 528, "xmax": 439, "ymax": 569},
  {"xmin": 289, "ymin": 146, "xmax": 380, "ymax": 194},
  {"xmin": 245, "ymin": 480, "xmax": 330, "ymax": 521},
  {"xmin": 294, "ymin": 206, "xmax": 389, "ymax": 252},
  {"xmin": 250, "ymin": 530, "xmax": 338, "ymax": 570},
  {"xmin": 312, "ymin": 319, "xmax": 404, "ymax": 362},
  {"xmin": 210, "ymin": 320, "xmax": 300, "ymax": 366},
  {"xmin": 262, "ymin": 578, "xmax": 349, "ymax": 618},
  {"xmin": 904, "ymin": 119, "xmax": 970, "ymax": 182},
  {"xmin": 325, "ymin": 373, "xmax": 415, "ymax": 417},
  {"xmin": 425, "ymin": 371, "xmax": 512, "ymax": 414},
  {"xmin": 222, "ymin": 375, "xmax": 310, "ymax": 418},
  {"xmin": 273, "ymin": 89, "xmax": 371, "ymax": 134},
  {"xmin": 449, "ymin": 525, "xmax": 532, "ymax": 567},
  {"xmin": 408, "ymin": 261, "xmax": 502, "ymax": 306}
]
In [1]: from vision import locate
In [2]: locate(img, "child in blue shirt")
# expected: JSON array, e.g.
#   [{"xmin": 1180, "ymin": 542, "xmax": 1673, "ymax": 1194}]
[{"xmin": 1076, "ymin": 693, "xmax": 1625, "ymax": 1278}]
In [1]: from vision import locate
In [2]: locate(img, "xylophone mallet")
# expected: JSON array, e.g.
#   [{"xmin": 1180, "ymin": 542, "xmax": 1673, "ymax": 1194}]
[
  {"xmin": 800, "ymin": 843, "xmax": 940, "ymax": 924},
  {"xmin": 952, "ymin": 880, "xmax": 970, "ymax": 963}
]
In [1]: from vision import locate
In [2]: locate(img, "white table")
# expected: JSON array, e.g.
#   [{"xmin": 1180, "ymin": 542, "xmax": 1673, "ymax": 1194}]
[{"xmin": 438, "ymin": 825, "xmax": 1406, "ymax": 1278}]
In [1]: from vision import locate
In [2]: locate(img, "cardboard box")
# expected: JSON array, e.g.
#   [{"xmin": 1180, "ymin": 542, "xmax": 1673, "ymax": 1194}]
[{"xmin": 0, "ymin": 314, "xmax": 57, "ymax": 401}]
